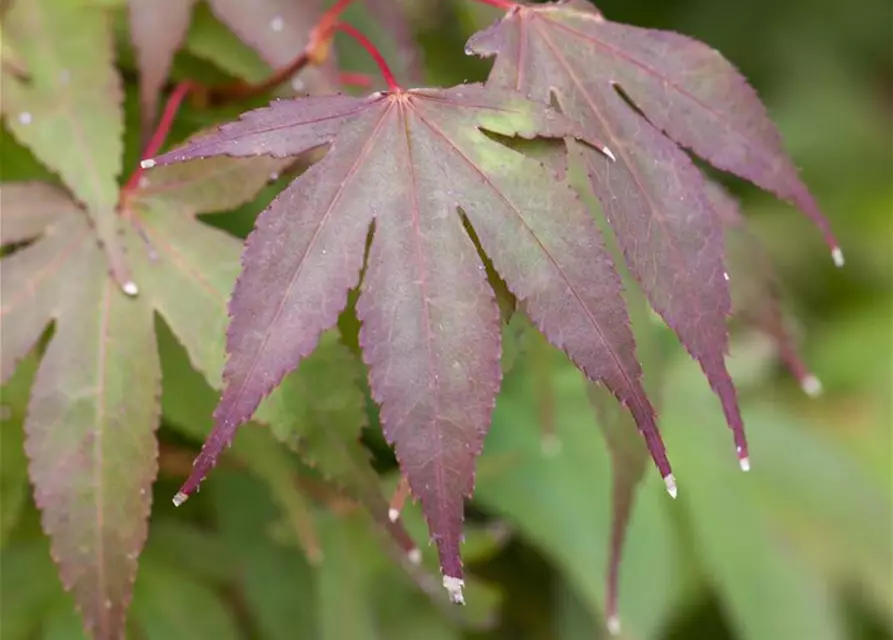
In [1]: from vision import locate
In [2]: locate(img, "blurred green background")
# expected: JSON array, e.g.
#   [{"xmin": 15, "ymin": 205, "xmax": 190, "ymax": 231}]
[{"xmin": 1, "ymin": 0, "xmax": 891, "ymax": 638}]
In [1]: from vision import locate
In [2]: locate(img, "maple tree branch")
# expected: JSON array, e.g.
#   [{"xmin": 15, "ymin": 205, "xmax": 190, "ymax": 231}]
[
  {"xmin": 333, "ymin": 22, "xmax": 401, "ymax": 91},
  {"xmin": 124, "ymin": 80, "xmax": 194, "ymax": 194}
]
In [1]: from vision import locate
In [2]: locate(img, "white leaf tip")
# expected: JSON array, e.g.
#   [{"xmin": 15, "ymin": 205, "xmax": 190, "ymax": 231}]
[
  {"xmin": 407, "ymin": 548, "xmax": 422, "ymax": 565},
  {"xmin": 122, "ymin": 281, "xmax": 139, "ymax": 296},
  {"xmin": 140, "ymin": 158, "xmax": 156, "ymax": 169},
  {"xmin": 607, "ymin": 614, "xmax": 621, "ymax": 636},
  {"xmin": 663, "ymin": 473, "xmax": 677, "ymax": 499},
  {"xmin": 832, "ymin": 247, "xmax": 845, "ymax": 268},
  {"xmin": 172, "ymin": 491, "xmax": 188, "ymax": 507},
  {"xmin": 603, "ymin": 146, "xmax": 616, "ymax": 162},
  {"xmin": 801, "ymin": 374, "xmax": 823, "ymax": 397},
  {"xmin": 442, "ymin": 575, "xmax": 465, "ymax": 605},
  {"xmin": 739, "ymin": 456, "xmax": 751, "ymax": 472},
  {"xmin": 388, "ymin": 507, "xmax": 400, "ymax": 522}
]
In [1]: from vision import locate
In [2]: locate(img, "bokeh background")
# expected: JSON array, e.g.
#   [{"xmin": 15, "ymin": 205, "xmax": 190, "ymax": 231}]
[{"xmin": 1, "ymin": 0, "xmax": 890, "ymax": 638}]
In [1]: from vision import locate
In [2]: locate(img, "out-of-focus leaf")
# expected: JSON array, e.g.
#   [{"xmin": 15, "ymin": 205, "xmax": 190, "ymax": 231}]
[
  {"xmin": 41, "ymin": 601, "xmax": 88, "ymax": 640},
  {"xmin": 184, "ymin": 3, "xmax": 269, "ymax": 82},
  {"xmin": 662, "ymin": 361, "xmax": 848, "ymax": 640},
  {"xmin": 0, "ymin": 540, "xmax": 63, "ymax": 639},
  {"xmin": 130, "ymin": 559, "xmax": 240, "ymax": 640},
  {"xmin": 339, "ymin": 0, "xmax": 425, "ymax": 86},
  {"xmin": 0, "ymin": 182, "xmax": 74, "ymax": 245},
  {"xmin": 708, "ymin": 179, "xmax": 818, "ymax": 393},
  {"xmin": 0, "ymin": 352, "xmax": 37, "ymax": 545},
  {"xmin": 475, "ymin": 347, "xmax": 694, "ymax": 639},
  {"xmin": 141, "ymin": 520, "xmax": 233, "ymax": 585},
  {"xmin": 234, "ymin": 427, "xmax": 322, "ymax": 564},
  {"xmin": 128, "ymin": 0, "xmax": 198, "ymax": 137},
  {"xmin": 1, "ymin": 195, "xmax": 160, "ymax": 636},
  {"xmin": 317, "ymin": 512, "xmax": 379, "ymax": 640},
  {"xmin": 741, "ymin": 404, "xmax": 893, "ymax": 624},
  {"xmin": 1, "ymin": 0, "xmax": 131, "ymax": 286},
  {"xmin": 212, "ymin": 472, "xmax": 317, "ymax": 640},
  {"xmin": 207, "ymin": 0, "xmax": 336, "ymax": 92}
]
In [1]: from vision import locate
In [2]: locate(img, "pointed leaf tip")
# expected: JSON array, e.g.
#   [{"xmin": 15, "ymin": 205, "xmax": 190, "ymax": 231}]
[
  {"xmin": 607, "ymin": 615, "xmax": 622, "ymax": 636},
  {"xmin": 801, "ymin": 374, "xmax": 823, "ymax": 398},
  {"xmin": 172, "ymin": 491, "xmax": 188, "ymax": 507},
  {"xmin": 664, "ymin": 473, "xmax": 678, "ymax": 498},
  {"xmin": 442, "ymin": 575, "xmax": 466, "ymax": 605},
  {"xmin": 832, "ymin": 247, "xmax": 845, "ymax": 268}
]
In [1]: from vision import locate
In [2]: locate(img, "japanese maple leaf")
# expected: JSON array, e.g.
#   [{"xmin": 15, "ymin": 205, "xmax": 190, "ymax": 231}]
[
  {"xmin": 467, "ymin": 0, "xmax": 841, "ymax": 468},
  {"xmin": 1, "ymin": 0, "xmax": 132, "ymax": 291},
  {"xmin": 144, "ymin": 83, "xmax": 674, "ymax": 602},
  {"xmin": 0, "ymin": 154, "xmax": 285, "ymax": 638}
]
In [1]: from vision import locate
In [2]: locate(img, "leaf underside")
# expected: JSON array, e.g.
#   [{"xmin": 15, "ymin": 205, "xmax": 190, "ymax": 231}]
[
  {"xmin": 148, "ymin": 83, "xmax": 673, "ymax": 596},
  {"xmin": 467, "ymin": 1, "xmax": 838, "ymax": 468}
]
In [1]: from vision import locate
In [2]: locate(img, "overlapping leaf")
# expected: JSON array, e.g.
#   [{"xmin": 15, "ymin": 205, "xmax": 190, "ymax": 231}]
[
  {"xmin": 0, "ymin": 154, "xmax": 284, "ymax": 637},
  {"xmin": 128, "ymin": 0, "xmax": 336, "ymax": 135},
  {"xmin": 1, "ymin": 194, "xmax": 159, "ymax": 639},
  {"xmin": 1, "ymin": 0, "xmax": 131, "ymax": 289},
  {"xmin": 145, "ymin": 83, "xmax": 675, "ymax": 600},
  {"xmin": 706, "ymin": 180, "xmax": 820, "ymax": 395},
  {"xmin": 467, "ymin": 0, "xmax": 841, "ymax": 469}
]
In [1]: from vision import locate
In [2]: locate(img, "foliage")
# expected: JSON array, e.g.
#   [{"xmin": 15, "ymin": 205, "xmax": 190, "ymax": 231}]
[{"xmin": 1, "ymin": 0, "xmax": 890, "ymax": 639}]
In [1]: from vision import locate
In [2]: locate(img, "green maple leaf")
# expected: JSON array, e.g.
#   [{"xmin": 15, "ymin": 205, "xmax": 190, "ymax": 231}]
[
  {"xmin": 1, "ymin": 0, "xmax": 131, "ymax": 289},
  {"xmin": 0, "ymin": 153, "xmax": 286, "ymax": 637}
]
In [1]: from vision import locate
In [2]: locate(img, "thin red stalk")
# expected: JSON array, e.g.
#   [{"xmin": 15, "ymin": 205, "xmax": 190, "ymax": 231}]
[
  {"xmin": 333, "ymin": 22, "xmax": 401, "ymax": 91},
  {"xmin": 339, "ymin": 71, "xmax": 374, "ymax": 89},
  {"xmin": 470, "ymin": 0, "xmax": 516, "ymax": 10},
  {"xmin": 206, "ymin": 52, "xmax": 309, "ymax": 105},
  {"xmin": 124, "ymin": 81, "xmax": 194, "ymax": 193}
]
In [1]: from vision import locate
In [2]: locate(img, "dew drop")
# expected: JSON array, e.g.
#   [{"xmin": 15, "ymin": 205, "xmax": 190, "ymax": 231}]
[
  {"xmin": 291, "ymin": 77, "xmax": 305, "ymax": 92},
  {"xmin": 723, "ymin": 271, "xmax": 730, "ymax": 281},
  {"xmin": 269, "ymin": 172, "xmax": 279, "ymax": 181},
  {"xmin": 464, "ymin": 45, "xmax": 474, "ymax": 56},
  {"xmin": 122, "ymin": 281, "xmax": 139, "ymax": 297},
  {"xmin": 407, "ymin": 548, "xmax": 422, "ymax": 564},
  {"xmin": 739, "ymin": 456, "xmax": 751, "ymax": 472},
  {"xmin": 607, "ymin": 615, "xmax": 621, "ymax": 636},
  {"xmin": 270, "ymin": 16, "xmax": 284, "ymax": 32},
  {"xmin": 138, "ymin": 176, "xmax": 150, "ymax": 189},
  {"xmin": 18, "ymin": 112, "xmax": 32, "ymax": 125}
]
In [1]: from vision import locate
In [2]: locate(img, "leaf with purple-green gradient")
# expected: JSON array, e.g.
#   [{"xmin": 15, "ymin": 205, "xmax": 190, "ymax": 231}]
[
  {"xmin": 467, "ymin": 0, "xmax": 837, "ymax": 469},
  {"xmin": 128, "ymin": 0, "xmax": 197, "ymax": 138},
  {"xmin": 1, "ymin": 0, "xmax": 132, "ymax": 290},
  {"xmin": 1, "ymin": 204, "xmax": 160, "ymax": 639},
  {"xmin": 145, "ymin": 83, "xmax": 673, "ymax": 601},
  {"xmin": 0, "ymin": 155, "xmax": 284, "ymax": 635}
]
